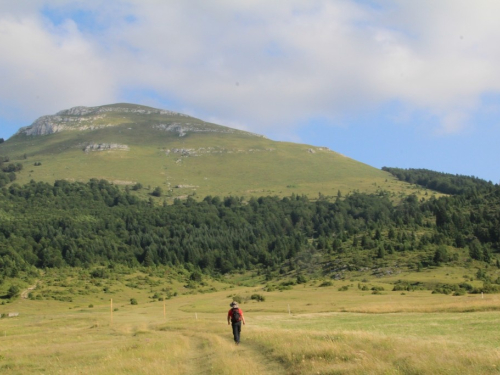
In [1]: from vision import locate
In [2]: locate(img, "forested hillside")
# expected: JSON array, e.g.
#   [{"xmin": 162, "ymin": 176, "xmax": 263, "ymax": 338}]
[
  {"xmin": 383, "ymin": 167, "xmax": 494, "ymax": 195},
  {"xmin": 1, "ymin": 174, "xmax": 499, "ymax": 284}
]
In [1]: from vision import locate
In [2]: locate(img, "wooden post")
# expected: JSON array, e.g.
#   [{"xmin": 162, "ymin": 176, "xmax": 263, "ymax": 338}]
[
  {"xmin": 110, "ymin": 299, "xmax": 113, "ymax": 325},
  {"xmin": 163, "ymin": 300, "xmax": 166, "ymax": 319}
]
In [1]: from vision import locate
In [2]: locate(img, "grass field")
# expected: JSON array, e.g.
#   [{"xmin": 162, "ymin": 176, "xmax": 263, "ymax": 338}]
[{"xmin": 1, "ymin": 268, "xmax": 500, "ymax": 374}]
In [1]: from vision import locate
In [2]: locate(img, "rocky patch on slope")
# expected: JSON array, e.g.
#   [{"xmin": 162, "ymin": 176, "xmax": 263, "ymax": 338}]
[{"xmin": 84, "ymin": 143, "xmax": 129, "ymax": 152}]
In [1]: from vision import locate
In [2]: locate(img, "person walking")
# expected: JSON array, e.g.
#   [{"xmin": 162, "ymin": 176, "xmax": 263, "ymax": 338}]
[{"xmin": 227, "ymin": 301, "xmax": 245, "ymax": 345}]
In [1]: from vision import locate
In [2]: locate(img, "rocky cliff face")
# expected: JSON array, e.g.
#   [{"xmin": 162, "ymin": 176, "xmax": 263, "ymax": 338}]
[
  {"xmin": 18, "ymin": 114, "xmax": 110, "ymax": 136},
  {"xmin": 16, "ymin": 104, "xmax": 187, "ymax": 136}
]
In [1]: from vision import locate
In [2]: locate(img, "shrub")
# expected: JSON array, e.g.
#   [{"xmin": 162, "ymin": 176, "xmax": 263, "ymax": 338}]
[
  {"xmin": 90, "ymin": 269, "xmax": 108, "ymax": 279},
  {"xmin": 130, "ymin": 298, "xmax": 138, "ymax": 305},
  {"xmin": 7, "ymin": 285, "xmax": 20, "ymax": 298},
  {"xmin": 189, "ymin": 272, "xmax": 202, "ymax": 282},
  {"xmin": 338, "ymin": 285, "xmax": 349, "ymax": 291},
  {"xmin": 319, "ymin": 281, "xmax": 333, "ymax": 287},
  {"xmin": 250, "ymin": 294, "xmax": 265, "ymax": 302},
  {"xmin": 132, "ymin": 183, "xmax": 143, "ymax": 191},
  {"xmin": 152, "ymin": 187, "xmax": 163, "ymax": 197},
  {"xmin": 296, "ymin": 274, "xmax": 307, "ymax": 284}
]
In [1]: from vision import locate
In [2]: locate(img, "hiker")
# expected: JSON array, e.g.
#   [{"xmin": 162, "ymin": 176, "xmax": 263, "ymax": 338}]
[{"xmin": 227, "ymin": 301, "xmax": 245, "ymax": 344}]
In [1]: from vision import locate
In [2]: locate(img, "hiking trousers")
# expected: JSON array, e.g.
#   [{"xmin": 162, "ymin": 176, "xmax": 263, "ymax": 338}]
[{"xmin": 232, "ymin": 321, "xmax": 242, "ymax": 343}]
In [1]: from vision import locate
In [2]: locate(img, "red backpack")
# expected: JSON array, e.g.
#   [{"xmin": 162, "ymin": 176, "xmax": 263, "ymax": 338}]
[{"xmin": 231, "ymin": 307, "xmax": 241, "ymax": 323}]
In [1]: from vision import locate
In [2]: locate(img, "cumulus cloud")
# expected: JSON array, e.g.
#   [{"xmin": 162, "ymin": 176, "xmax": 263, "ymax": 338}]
[
  {"xmin": 0, "ymin": 9, "xmax": 116, "ymax": 122},
  {"xmin": 1, "ymin": 0, "xmax": 500, "ymax": 136}
]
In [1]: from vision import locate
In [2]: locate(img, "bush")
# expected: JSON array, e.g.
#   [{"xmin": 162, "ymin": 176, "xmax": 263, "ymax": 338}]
[
  {"xmin": 250, "ymin": 294, "xmax": 265, "ymax": 302},
  {"xmin": 338, "ymin": 285, "xmax": 349, "ymax": 291},
  {"xmin": 296, "ymin": 274, "xmax": 307, "ymax": 284},
  {"xmin": 7, "ymin": 285, "xmax": 20, "ymax": 298},
  {"xmin": 265, "ymin": 284, "xmax": 276, "ymax": 292},
  {"xmin": 319, "ymin": 281, "xmax": 333, "ymax": 287},
  {"xmin": 90, "ymin": 269, "xmax": 108, "ymax": 279},
  {"xmin": 152, "ymin": 187, "xmax": 163, "ymax": 197},
  {"xmin": 190, "ymin": 272, "xmax": 202, "ymax": 282},
  {"xmin": 130, "ymin": 298, "xmax": 138, "ymax": 305}
]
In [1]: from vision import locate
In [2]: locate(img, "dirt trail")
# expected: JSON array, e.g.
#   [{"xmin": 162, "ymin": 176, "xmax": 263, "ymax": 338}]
[
  {"xmin": 187, "ymin": 332, "xmax": 287, "ymax": 375},
  {"xmin": 21, "ymin": 281, "xmax": 38, "ymax": 299},
  {"xmin": 173, "ymin": 328, "xmax": 287, "ymax": 375}
]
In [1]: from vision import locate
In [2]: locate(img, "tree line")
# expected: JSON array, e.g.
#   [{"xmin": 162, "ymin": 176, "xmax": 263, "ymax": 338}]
[
  {"xmin": 1, "ymin": 169, "xmax": 499, "ymax": 279},
  {"xmin": 382, "ymin": 167, "xmax": 494, "ymax": 195}
]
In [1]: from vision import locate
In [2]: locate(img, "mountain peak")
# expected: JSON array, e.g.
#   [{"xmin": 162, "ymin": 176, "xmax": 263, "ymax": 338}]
[
  {"xmin": 55, "ymin": 103, "xmax": 186, "ymax": 117},
  {"xmin": 16, "ymin": 103, "xmax": 189, "ymax": 136}
]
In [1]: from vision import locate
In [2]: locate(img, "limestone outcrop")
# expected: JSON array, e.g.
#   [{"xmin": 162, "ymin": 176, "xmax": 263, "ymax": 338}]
[
  {"xmin": 16, "ymin": 105, "xmax": 187, "ymax": 136},
  {"xmin": 154, "ymin": 123, "xmax": 239, "ymax": 137},
  {"xmin": 84, "ymin": 143, "xmax": 129, "ymax": 152}
]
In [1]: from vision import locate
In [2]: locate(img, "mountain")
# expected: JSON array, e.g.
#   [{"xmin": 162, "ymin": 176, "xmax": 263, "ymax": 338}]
[{"xmin": 0, "ymin": 103, "xmax": 425, "ymax": 199}]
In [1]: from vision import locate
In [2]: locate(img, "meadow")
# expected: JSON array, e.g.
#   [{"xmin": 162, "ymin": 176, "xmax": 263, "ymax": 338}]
[{"xmin": 2, "ymin": 267, "xmax": 500, "ymax": 374}]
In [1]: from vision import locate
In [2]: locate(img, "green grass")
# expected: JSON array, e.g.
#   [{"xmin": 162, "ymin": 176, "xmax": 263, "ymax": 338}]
[{"xmin": 1, "ymin": 267, "xmax": 500, "ymax": 374}]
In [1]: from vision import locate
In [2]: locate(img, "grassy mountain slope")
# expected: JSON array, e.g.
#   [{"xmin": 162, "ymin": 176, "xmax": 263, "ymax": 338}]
[{"xmin": 0, "ymin": 103, "xmax": 427, "ymax": 200}]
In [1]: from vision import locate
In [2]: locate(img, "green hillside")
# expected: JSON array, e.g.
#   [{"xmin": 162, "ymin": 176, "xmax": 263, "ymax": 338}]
[{"xmin": 0, "ymin": 103, "xmax": 427, "ymax": 200}]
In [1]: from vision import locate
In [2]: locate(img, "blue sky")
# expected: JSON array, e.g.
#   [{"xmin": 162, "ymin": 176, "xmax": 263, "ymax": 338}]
[{"xmin": 0, "ymin": 1, "xmax": 499, "ymax": 183}]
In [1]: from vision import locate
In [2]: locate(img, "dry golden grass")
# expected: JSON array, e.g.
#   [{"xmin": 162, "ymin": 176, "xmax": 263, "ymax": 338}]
[{"xmin": 2, "ymin": 273, "xmax": 500, "ymax": 374}]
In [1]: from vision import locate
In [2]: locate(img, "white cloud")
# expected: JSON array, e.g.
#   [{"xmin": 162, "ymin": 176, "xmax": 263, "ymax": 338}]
[
  {"xmin": 0, "ymin": 4, "xmax": 116, "ymax": 122},
  {"xmin": 1, "ymin": 0, "xmax": 500, "ymax": 136}
]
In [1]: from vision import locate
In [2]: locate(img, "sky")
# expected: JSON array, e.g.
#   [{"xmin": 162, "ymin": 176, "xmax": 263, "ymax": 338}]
[{"xmin": 0, "ymin": 0, "xmax": 499, "ymax": 183}]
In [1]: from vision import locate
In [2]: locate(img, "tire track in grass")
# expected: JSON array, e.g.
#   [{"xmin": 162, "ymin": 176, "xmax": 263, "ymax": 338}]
[
  {"xmin": 215, "ymin": 328, "xmax": 289, "ymax": 375},
  {"xmin": 181, "ymin": 334, "xmax": 214, "ymax": 375},
  {"xmin": 174, "ymin": 328, "xmax": 288, "ymax": 375},
  {"xmin": 229, "ymin": 343, "xmax": 289, "ymax": 375}
]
